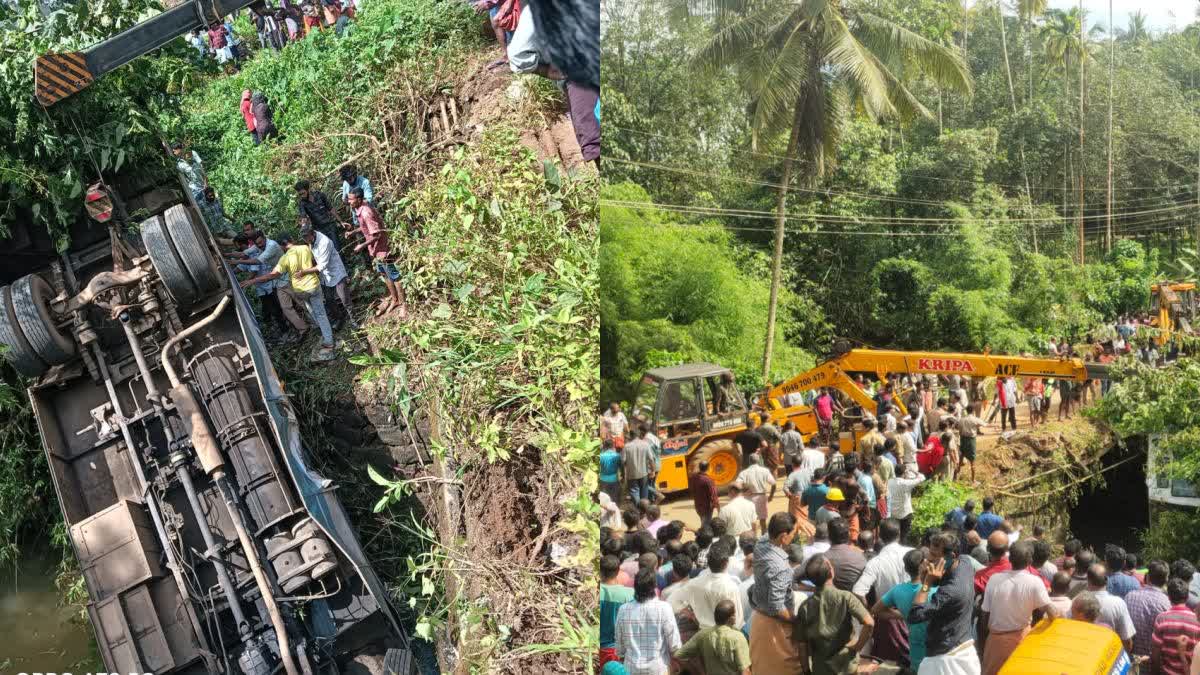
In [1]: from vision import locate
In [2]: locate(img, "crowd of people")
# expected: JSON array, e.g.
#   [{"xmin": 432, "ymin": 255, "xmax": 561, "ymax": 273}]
[
  {"xmin": 596, "ymin": 328, "xmax": 1199, "ymax": 674},
  {"xmin": 187, "ymin": 0, "xmax": 359, "ymax": 71},
  {"xmin": 172, "ymin": 142, "xmax": 406, "ymax": 361},
  {"xmin": 601, "ymin": 475, "xmax": 1200, "ymax": 675}
]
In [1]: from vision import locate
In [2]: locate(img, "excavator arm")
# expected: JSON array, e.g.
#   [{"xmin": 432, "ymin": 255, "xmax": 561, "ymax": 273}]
[
  {"xmin": 763, "ymin": 348, "xmax": 1108, "ymax": 414},
  {"xmin": 35, "ymin": 0, "xmax": 264, "ymax": 106}
]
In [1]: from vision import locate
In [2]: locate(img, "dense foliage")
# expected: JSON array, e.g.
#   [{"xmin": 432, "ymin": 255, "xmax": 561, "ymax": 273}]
[
  {"xmin": 910, "ymin": 480, "xmax": 979, "ymax": 538},
  {"xmin": 600, "ymin": 0, "xmax": 1189, "ymax": 398},
  {"xmin": 170, "ymin": 0, "xmax": 481, "ymax": 229},
  {"xmin": 0, "ymin": 0, "xmax": 202, "ymax": 245},
  {"xmin": 600, "ymin": 182, "xmax": 824, "ymax": 402}
]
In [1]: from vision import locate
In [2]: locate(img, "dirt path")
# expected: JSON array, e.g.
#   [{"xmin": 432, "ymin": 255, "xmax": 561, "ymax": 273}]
[{"xmin": 660, "ymin": 387, "xmax": 1093, "ymax": 527}]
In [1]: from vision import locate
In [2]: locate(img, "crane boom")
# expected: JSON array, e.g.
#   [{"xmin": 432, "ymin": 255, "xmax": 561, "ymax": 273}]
[
  {"xmin": 34, "ymin": 0, "xmax": 263, "ymax": 106},
  {"xmin": 763, "ymin": 348, "xmax": 1108, "ymax": 414}
]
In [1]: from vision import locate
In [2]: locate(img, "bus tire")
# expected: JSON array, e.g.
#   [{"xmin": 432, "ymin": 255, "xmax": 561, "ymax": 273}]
[
  {"xmin": 163, "ymin": 204, "xmax": 221, "ymax": 297},
  {"xmin": 0, "ymin": 285, "xmax": 47, "ymax": 377},
  {"xmin": 10, "ymin": 274, "xmax": 75, "ymax": 366},
  {"xmin": 142, "ymin": 212, "xmax": 199, "ymax": 305}
]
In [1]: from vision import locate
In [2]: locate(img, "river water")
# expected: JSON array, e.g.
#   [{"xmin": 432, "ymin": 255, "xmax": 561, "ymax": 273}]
[{"xmin": 0, "ymin": 552, "xmax": 98, "ymax": 672}]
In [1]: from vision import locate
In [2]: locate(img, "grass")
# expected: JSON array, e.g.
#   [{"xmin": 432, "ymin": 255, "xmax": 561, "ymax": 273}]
[{"xmin": 173, "ymin": 0, "xmax": 599, "ymax": 670}]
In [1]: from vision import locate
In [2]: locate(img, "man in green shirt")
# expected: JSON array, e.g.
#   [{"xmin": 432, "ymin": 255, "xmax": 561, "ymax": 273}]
[
  {"xmin": 675, "ymin": 599, "xmax": 750, "ymax": 675},
  {"xmin": 794, "ymin": 553, "xmax": 874, "ymax": 675}
]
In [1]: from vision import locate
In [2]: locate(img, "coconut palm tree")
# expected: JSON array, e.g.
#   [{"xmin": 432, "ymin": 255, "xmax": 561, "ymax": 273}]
[
  {"xmin": 1041, "ymin": 7, "xmax": 1091, "ymax": 262},
  {"xmin": 694, "ymin": 0, "xmax": 973, "ymax": 383},
  {"xmin": 1122, "ymin": 10, "xmax": 1149, "ymax": 43},
  {"xmin": 1017, "ymin": 0, "xmax": 1049, "ymax": 101}
]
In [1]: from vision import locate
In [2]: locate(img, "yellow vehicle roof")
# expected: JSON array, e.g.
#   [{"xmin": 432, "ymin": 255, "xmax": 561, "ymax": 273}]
[{"xmin": 999, "ymin": 619, "xmax": 1130, "ymax": 675}]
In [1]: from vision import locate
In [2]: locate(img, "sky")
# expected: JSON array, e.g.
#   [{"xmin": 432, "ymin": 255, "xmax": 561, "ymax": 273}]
[{"xmin": 1046, "ymin": 0, "xmax": 1196, "ymax": 32}]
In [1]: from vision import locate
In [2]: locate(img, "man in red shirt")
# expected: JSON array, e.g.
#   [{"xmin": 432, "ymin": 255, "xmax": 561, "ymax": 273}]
[
  {"xmin": 917, "ymin": 432, "xmax": 945, "ymax": 478},
  {"xmin": 346, "ymin": 187, "xmax": 408, "ymax": 318},
  {"xmin": 974, "ymin": 531, "xmax": 1013, "ymax": 595},
  {"xmin": 689, "ymin": 461, "xmax": 719, "ymax": 528},
  {"xmin": 1151, "ymin": 578, "xmax": 1200, "ymax": 675}
]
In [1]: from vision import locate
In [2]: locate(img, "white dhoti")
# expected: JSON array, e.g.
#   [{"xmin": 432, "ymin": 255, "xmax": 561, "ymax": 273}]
[{"xmin": 919, "ymin": 641, "xmax": 981, "ymax": 675}]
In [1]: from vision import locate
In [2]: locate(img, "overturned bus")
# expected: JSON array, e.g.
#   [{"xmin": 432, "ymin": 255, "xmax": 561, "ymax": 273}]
[{"xmin": 0, "ymin": 169, "xmax": 413, "ymax": 674}]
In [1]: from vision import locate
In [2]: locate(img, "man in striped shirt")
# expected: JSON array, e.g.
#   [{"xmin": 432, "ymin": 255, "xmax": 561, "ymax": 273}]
[
  {"xmin": 1152, "ymin": 578, "xmax": 1200, "ymax": 675},
  {"xmin": 615, "ymin": 569, "xmax": 681, "ymax": 674}
]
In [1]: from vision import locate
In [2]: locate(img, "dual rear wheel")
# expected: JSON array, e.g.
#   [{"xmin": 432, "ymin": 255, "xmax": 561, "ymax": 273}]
[{"xmin": 0, "ymin": 203, "xmax": 218, "ymax": 378}]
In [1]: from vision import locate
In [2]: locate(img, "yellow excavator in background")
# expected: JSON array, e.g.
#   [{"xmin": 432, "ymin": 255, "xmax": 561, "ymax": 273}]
[
  {"xmin": 635, "ymin": 343, "xmax": 1108, "ymax": 496},
  {"xmin": 1149, "ymin": 281, "xmax": 1197, "ymax": 346}
]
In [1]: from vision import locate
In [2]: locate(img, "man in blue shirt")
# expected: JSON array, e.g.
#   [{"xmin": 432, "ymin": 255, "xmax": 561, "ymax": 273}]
[
  {"xmin": 801, "ymin": 468, "xmax": 830, "ymax": 521},
  {"xmin": 598, "ymin": 439, "xmax": 622, "ymax": 505},
  {"xmin": 974, "ymin": 497, "xmax": 1004, "ymax": 539},
  {"xmin": 1105, "ymin": 546, "xmax": 1141, "ymax": 598},
  {"xmin": 340, "ymin": 163, "xmax": 374, "ymax": 225},
  {"xmin": 945, "ymin": 499, "xmax": 975, "ymax": 531}
]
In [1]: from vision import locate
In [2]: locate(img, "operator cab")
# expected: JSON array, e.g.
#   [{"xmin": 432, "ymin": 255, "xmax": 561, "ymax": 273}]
[{"xmin": 636, "ymin": 363, "xmax": 748, "ymax": 438}]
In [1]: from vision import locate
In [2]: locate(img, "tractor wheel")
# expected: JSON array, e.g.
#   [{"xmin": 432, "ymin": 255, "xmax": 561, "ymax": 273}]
[
  {"xmin": 0, "ymin": 285, "xmax": 47, "ymax": 377},
  {"xmin": 689, "ymin": 439, "xmax": 742, "ymax": 490},
  {"xmin": 163, "ymin": 204, "xmax": 221, "ymax": 297},
  {"xmin": 10, "ymin": 274, "xmax": 75, "ymax": 367}
]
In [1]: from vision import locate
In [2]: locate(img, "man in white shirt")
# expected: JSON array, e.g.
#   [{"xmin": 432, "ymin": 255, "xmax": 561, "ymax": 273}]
[
  {"xmin": 852, "ymin": 519, "xmax": 912, "ymax": 604},
  {"xmin": 980, "ymin": 540, "xmax": 1058, "ymax": 673},
  {"xmin": 895, "ymin": 421, "xmax": 918, "ymax": 467},
  {"xmin": 736, "ymin": 455, "xmax": 776, "ymax": 534},
  {"xmin": 718, "ymin": 483, "xmax": 759, "ymax": 538},
  {"xmin": 801, "ymin": 522, "xmax": 831, "ymax": 568},
  {"xmin": 670, "ymin": 541, "xmax": 743, "ymax": 630},
  {"xmin": 301, "ymin": 224, "xmax": 356, "ymax": 329},
  {"xmin": 602, "ymin": 402, "xmax": 629, "ymax": 449},
  {"xmin": 886, "ymin": 467, "xmax": 926, "ymax": 544},
  {"xmin": 1069, "ymin": 563, "xmax": 1136, "ymax": 653}
]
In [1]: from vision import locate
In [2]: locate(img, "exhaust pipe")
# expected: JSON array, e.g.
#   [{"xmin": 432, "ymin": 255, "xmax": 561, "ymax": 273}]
[{"xmin": 160, "ymin": 294, "xmax": 301, "ymax": 675}]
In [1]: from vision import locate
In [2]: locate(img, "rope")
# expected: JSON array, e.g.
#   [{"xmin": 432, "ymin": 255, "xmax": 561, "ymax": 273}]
[{"xmin": 987, "ymin": 452, "xmax": 1142, "ymax": 500}]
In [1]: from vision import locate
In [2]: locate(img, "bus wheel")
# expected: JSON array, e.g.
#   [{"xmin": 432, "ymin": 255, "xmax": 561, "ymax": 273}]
[{"xmin": 689, "ymin": 439, "xmax": 741, "ymax": 490}]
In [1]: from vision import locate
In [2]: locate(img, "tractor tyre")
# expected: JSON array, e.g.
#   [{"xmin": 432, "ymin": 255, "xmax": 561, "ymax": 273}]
[
  {"xmin": 163, "ymin": 204, "xmax": 221, "ymax": 297},
  {"xmin": 10, "ymin": 274, "xmax": 75, "ymax": 367},
  {"xmin": 689, "ymin": 438, "xmax": 742, "ymax": 491},
  {"xmin": 0, "ymin": 285, "xmax": 47, "ymax": 377},
  {"xmin": 142, "ymin": 212, "xmax": 199, "ymax": 306}
]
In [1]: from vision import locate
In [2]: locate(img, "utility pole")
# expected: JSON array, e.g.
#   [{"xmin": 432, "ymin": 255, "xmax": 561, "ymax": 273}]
[
  {"xmin": 1107, "ymin": 0, "xmax": 1114, "ymax": 252},
  {"xmin": 1078, "ymin": 0, "xmax": 1086, "ymax": 265}
]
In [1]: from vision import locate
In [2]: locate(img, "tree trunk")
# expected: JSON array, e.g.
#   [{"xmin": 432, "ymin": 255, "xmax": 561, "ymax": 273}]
[
  {"xmin": 999, "ymin": 3, "xmax": 1017, "ymax": 112},
  {"xmin": 1106, "ymin": 0, "xmax": 1114, "ymax": 253},
  {"xmin": 1078, "ymin": 0, "xmax": 1086, "ymax": 266},
  {"xmin": 762, "ymin": 97, "xmax": 805, "ymax": 387}
]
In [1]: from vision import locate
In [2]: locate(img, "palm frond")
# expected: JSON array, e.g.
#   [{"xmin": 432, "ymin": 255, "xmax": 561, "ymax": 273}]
[
  {"xmin": 822, "ymin": 10, "xmax": 894, "ymax": 120},
  {"xmin": 854, "ymin": 12, "xmax": 974, "ymax": 96}
]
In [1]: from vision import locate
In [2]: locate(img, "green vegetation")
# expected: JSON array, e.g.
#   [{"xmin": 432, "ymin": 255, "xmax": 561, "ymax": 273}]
[
  {"xmin": 910, "ymin": 480, "xmax": 978, "ymax": 538},
  {"xmin": 1140, "ymin": 509, "xmax": 1200, "ymax": 564},
  {"xmin": 601, "ymin": 182, "xmax": 822, "ymax": 402},
  {"xmin": 0, "ymin": 0, "xmax": 196, "ymax": 244},
  {"xmin": 0, "ymin": 0, "xmax": 596, "ymax": 670},
  {"xmin": 361, "ymin": 128, "xmax": 598, "ymax": 671},
  {"xmin": 600, "ymin": 0, "xmax": 1191, "ymax": 399}
]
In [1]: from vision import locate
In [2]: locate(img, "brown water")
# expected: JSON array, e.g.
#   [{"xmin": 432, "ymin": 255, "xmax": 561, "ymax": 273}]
[{"xmin": 0, "ymin": 553, "xmax": 99, "ymax": 672}]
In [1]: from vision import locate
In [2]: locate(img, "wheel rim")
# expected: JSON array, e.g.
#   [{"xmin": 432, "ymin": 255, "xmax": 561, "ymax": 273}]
[{"xmin": 708, "ymin": 449, "xmax": 739, "ymax": 487}]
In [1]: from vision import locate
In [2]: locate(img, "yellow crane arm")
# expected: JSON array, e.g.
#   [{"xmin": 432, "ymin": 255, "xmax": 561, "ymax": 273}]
[{"xmin": 763, "ymin": 348, "xmax": 1106, "ymax": 412}]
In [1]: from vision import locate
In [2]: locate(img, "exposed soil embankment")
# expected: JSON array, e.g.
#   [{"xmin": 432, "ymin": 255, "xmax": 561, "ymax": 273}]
[{"xmin": 975, "ymin": 419, "xmax": 1121, "ymax": 543}]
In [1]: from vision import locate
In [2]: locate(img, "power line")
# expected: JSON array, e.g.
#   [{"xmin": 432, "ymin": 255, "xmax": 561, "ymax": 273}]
[
  {"xmin": 600, "ymin": 201, "xmax": 974, "ymax": 237},
  {"xmin": 602, "ymin": 159, "xmax": 1200, "ymax": 224},
  {"xmin": 608, "ymin": 124, "xmax": 1200, "ymax": 195}
]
